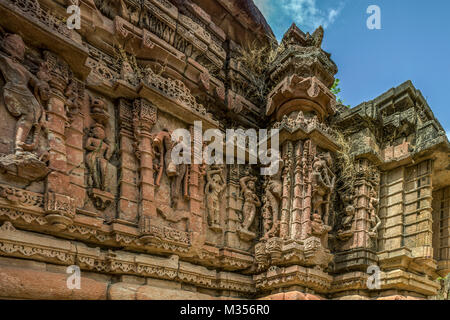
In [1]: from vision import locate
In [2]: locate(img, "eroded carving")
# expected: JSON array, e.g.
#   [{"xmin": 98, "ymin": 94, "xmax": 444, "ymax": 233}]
[
  {"xmin": 85, "ymin": 97, "xmax": 115, "ymax": 211},
  {"xmin": 238, "ymin": 174, "xmax": 260, "ymax": 240},
  {"xmin": 153, "ymin": 130, "xmax": 188, "ymax": 208},
  {"xmin": 205, "ymin": 166, "xmax": 226, "ymax": 232},
  {"xmin": 0, "ymin": 34, "xmax": 50, "ymax": 180}
]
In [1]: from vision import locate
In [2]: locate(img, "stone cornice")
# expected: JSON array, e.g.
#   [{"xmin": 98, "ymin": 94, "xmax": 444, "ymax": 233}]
[{"xmin": 0, "ymin": 221, "xmax": 255, "ymax": 293}]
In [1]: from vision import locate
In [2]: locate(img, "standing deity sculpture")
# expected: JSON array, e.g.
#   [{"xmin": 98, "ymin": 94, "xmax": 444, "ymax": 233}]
[
  {"xmin": 85, "ymin": 97, "xmax": 116, "ymax": 211},
  {"xmin": 312, "ymin": 151, "xmax": 336, "ymax": 225},
  {"xmin": 261, "ymin": 159, "xmax": 284, "ymax": 240},
  {"xmin": 205, "ymin": 166, "xmax": 226, "ymax": 230},
  {"xmin": 0, "ymin": 33, "xmax": 49, "ymax": 157},
  {"xmin": 153, "ymin": 130, "xmax": 188, "ymax": 208},
  {"xmin": 85, "ymin": 123, "xmax": 114, "ymax": 192},
  {"xmin": 239, "ymin": 175, "xmax": 261, "ymax": 234}
]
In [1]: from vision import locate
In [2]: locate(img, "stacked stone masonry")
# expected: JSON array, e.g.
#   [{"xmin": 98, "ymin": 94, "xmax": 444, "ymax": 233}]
[{"xmin": 0, "ymin": 0, "xmax": 448, "ymax": 300}]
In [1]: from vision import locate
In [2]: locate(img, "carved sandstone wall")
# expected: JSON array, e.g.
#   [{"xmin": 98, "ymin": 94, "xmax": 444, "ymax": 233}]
[{"xmin": 0, "ymin": 0, "xmax": 448, "ymax": 300}]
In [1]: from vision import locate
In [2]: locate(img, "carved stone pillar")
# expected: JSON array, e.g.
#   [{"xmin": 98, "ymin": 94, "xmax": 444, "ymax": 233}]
[
  {"xmin": 133, "ymin": 99, "xmax": 157, "ymax": 224},
  {"xmin": 43, "ymin": 52, "xmax": 75, "ymax": 229},
  {"xmin": 187, "ymin": 125, "xmax": 204, "ymax": 248},
  {"xmin": 300, "ymin": 140, "xmax": 314, "ymax": 241},
  {"xmin": 117, "ymin": 99, "xmax": 140, "ymax": 223},
  {"xmin": 65, "ymin": 79, "xmax": 87, "ymax": 212},
  {"xmin": 291, "ymin": 140, "xmax": 303, "ymax": 238},
  {"xmin": 334, "ymin": 158, "xmax": 380, "ymax": 272},
  {"xmin": 279, "ymin": 142, "xmax": 292, "ymax": 239}
]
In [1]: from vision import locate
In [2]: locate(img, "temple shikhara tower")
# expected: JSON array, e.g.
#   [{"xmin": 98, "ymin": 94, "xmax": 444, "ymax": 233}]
[{"xmin": 0, "ymin": 0, "xmax": 448, "ymax": 300}]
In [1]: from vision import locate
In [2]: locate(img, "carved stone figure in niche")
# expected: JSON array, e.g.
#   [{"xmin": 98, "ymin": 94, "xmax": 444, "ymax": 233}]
[
  {"xmin": 153, "ymin": 130, "xmax": 188, "ymax": 208},
  {"xmin": 0, "ymin": 34, "xmax": 48, "ymax": 156},
  {"xmin": 85, "ymin": 123, "xmax": 113, "ymax": 192},
  {"xmin": 368, "ymin": 189, "xmax": 381, "ymax": 238},
  {"xmin": 261, "ymin": 159, "xmax": 284, "ymax": 240},
  {"xmin": 312, "ymin": 151, "xmax": 336, "ymax": 225},
  {"xmin": 337, "ymin": 205, "xmax": 355, "ymax": 241},
  {"xmin": 205, "ymin": 166, "xmax": 226, "ymax": 231},
  {"xmin": 239, "ymin": 175, "xmax": 261, "ymax": 235},
  {"xmin": 84, "ymin": 96, "xmax": 115, "ymax": 211}
]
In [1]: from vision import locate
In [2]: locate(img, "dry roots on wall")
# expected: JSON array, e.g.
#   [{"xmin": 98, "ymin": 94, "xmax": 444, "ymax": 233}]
[
  {"xmin": 235, "ymin": 40, "xmax": 285, "ymax": 103},
  {"xmin": 333, "ymin": 129, "xmax": 357, "ymax": 192}
]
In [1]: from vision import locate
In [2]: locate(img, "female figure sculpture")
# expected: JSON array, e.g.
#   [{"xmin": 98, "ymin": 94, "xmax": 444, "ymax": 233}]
[
  {"xmin": 240, "ymin": 175, "xmax": 261, "ymax": 233},
  {"xmin": 85, "ymin": 123, "xmax": 113, "ymax": 192},
  {"xmin": 205, "ymin": 167, "xmax": 226, "ymax": 228}
]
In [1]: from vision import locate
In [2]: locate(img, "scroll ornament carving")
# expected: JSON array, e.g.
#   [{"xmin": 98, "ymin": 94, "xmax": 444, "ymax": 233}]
[
  {"xmin": 7, "ymin": 0, "xmax": 71, "ymax": 38},
  {"xmin": 141, "ymin": 66, "xmax": 207, "ymax": 116},
  {"xmin": 45, "ymin": 192, "xmax": 76, "ymax": 230},
  {"xmin": 139, "ymin": 216, "xmax": 191, "ymax": 248},
  {"xmin": 0, "ymin": 185, "xmax": 44, "ymax": 208}
]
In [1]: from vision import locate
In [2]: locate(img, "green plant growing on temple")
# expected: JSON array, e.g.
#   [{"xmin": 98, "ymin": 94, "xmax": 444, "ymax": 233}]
[
  {"xmin": 331, "ymin": 79, "xmax": 350, "ymax": 108},
  {"xmin": 434, "ymin": 275, "xmax": 450, "ymax": 300}
]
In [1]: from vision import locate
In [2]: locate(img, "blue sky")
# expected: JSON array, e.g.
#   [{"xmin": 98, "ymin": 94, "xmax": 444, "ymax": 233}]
[{"xmin": 255, "ymin": 0, "xmax": 450, "ymax": 138}]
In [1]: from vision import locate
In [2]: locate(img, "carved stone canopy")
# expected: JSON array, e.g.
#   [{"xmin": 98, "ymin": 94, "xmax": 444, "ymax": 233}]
[{"xmin": 267, "ymin": 75, "xmax": 336, "ymax": 120}]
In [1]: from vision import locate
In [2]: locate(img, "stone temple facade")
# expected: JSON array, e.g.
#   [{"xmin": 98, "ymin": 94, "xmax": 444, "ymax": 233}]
[{"xmin": 0, "ymin": 0, "xmax": 448, "ymax": 300}]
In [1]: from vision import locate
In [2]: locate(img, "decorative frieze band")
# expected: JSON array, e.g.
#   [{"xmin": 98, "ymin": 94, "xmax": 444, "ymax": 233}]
[{"xmin": 0, "ymin": 222, "xmax": 255, "ymax": 293}]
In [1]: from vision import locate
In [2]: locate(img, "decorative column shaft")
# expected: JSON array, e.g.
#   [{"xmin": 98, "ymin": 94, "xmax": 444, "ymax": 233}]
[{"xmin": 44, "ymin": 52, "xmax": 75, "ymax": 229}]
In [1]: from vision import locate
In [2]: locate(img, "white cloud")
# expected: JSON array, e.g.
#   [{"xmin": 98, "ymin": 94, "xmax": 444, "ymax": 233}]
[
  {"xmin": 281, "ymin": 0, "xmax": 343, "ymax": 30},
  {"xmin": 255, "ymin": 0, "xmax": 345, "ymax": 32}
]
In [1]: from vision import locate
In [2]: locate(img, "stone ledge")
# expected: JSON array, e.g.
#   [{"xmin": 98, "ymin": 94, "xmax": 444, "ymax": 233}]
[
  {"xmin": 0, "ymin": 265, "xmax": 107, "ymax": 300},
  {"xmin": 0, "ymin": 222, "xmax": 255, "ymax": 294}
]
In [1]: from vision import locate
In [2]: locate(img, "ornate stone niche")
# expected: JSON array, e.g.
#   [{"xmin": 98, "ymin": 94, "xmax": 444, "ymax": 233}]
[
  {"xmin": 205, "ymin": 164, "xmax": 226, "ymax": 233},
  {"xmin": 237, "ymin": 170, "xmax": 261, "ymax": 241},
  {"xmin": 84, "ymin": 96, "xmax": 117, "ymax": 215}
]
